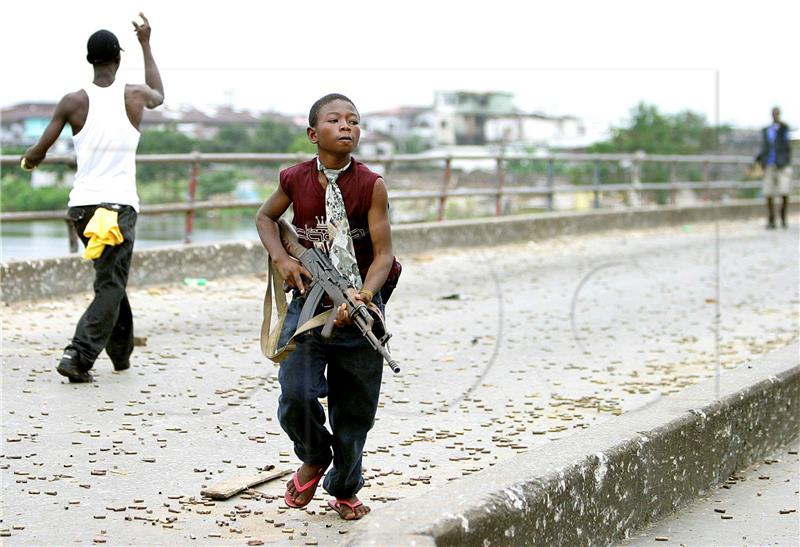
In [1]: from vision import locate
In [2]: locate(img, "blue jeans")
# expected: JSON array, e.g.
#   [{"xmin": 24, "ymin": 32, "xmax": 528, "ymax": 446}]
[{"xmin": 277, "ymin": 294, "xmax": 383, "ymax": 499}]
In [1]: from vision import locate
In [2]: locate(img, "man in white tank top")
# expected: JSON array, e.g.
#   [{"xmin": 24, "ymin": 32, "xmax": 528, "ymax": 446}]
[{"xmin": 22, "ymin": 13, "xmax": 164, "ymax": 383}]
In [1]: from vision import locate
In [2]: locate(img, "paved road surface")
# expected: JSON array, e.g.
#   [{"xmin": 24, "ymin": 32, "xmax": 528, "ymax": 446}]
[
  {"xmin": 2, "ymin": 217, "xmax": 797, "ymax": 545},
  {"xmin": 622, "ymin": 441, "xmax": 799, "ymax": 547}
]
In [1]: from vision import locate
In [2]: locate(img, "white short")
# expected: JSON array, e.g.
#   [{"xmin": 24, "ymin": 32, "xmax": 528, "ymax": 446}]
[{"xmin": 763, "ymin": 165, "xmax": 792, "ymax": 197}]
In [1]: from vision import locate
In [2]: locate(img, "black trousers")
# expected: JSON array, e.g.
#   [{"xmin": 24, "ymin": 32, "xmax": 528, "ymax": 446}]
[{"xmin": 66, "ymin": 204, "xmax": 137, "ymax": 370}]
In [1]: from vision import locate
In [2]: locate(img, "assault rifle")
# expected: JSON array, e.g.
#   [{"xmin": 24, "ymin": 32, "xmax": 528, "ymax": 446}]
[{"xmin": 278, "ymin": 218, "xmax": 400, "ymax": 374}]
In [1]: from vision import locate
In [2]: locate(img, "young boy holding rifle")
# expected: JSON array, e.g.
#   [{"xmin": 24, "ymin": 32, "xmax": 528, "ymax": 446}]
[{"xmin": 255, "ymin": 93, "xmax": 398, "ymax": 520}]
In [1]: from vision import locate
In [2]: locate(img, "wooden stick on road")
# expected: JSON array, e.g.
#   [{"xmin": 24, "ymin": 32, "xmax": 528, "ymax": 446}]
[{"xmin": 201, "ymin": 466, "xmax": 293, "ymax": 500}]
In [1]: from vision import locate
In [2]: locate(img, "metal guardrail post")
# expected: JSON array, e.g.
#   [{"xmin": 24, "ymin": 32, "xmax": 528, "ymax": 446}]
[
  {"xmin": 438, "ymin": 156, "xmax": 452, "ymax": 221},
  {"xmin": 702, "ymin": 161, "xmax": 710, "ymax": 201},
  {"xmin": 546, "ymin": 158, "xmax": 555, "ymax": 211},
  {"xmin": 66, "ymin": 220, "xmax": 78, "ymax": 253},
  {"xmin": 630, "ymin": 151, "xmax": 644, "ymax": 207},
  {"xmin": 592, "ymin": 160, "xmax": 601, "ymax": 209},
  {"xmin": 383, "ymin": 157, "xmax": 393, "ymax": 179},
  {"xmin": 184, "ymin": 151, "xmax": 200, "ymax": 244},
  {"xmin": 670, "ymin": 161, "xmax": 678, "ymax": 205},
  {"xmin": 495, "ymin": 155, "xmax": 505, "ymax": 216}
]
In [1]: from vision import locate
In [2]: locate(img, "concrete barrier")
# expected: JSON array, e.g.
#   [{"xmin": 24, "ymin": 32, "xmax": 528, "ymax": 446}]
[
  {"xmin": 345, "ymin": 344, "xmax": 800, "ymax": 546},
  {"xmin": 1, "ymin": 201, "xmax": 764, "ymax": 303},
  {"xmin": 391, "ymin": 200, "xmax": 764, "ymax": 254}
]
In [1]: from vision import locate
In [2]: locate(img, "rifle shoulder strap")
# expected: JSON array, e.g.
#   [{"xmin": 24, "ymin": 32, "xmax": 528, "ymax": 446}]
[{"xmin": 260, "ymin": 257, "xmax": 332, "ymax": 363}]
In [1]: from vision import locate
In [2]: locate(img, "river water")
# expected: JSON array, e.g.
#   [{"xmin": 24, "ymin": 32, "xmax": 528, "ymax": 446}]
[
  {"xmin": 0, "ymin": 204, "xmax": 444, "ymax": 261},
  {"xmin": 0, "ymin": 196, "xmax": 492, "ymax": 262},
  {"xmin": 1, "ymin": 196, "xmax": 541, "ymax": 262},
  {"xmin": 1, "ymin": 212, "xmax": 262, "ymax": 262}
]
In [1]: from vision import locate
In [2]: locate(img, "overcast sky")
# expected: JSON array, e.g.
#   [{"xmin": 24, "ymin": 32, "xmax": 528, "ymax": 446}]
[{"xmin": 1, "ymin": 0, "xmax": 797, "ymax": 132}]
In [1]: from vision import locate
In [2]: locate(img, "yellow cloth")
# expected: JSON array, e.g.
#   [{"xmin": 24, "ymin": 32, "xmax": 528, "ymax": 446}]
[{"xmin": 82, "ymin": 207, "xmax": 124, "ymax": 259}]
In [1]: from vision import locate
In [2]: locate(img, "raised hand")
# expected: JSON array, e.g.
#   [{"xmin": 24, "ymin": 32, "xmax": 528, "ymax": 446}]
[{"xmin": 132, "ymin": 12, "xmax": 151, "ymax": 44}]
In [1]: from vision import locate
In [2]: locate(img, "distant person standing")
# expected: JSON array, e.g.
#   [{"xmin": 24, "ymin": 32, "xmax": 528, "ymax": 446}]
[
  {"xmin": 756, "ymin": 107, "xmax": 792, "ymax": 229},
  {"xmin": 21, "ymin": 13, "xmax": 164, "ymax": 382}
]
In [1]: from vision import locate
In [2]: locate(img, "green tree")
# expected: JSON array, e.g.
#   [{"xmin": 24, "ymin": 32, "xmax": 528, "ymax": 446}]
[
  {"xmin": 137, "ymin": 129, "xmax": 197, "ymax": 183},
  {"xmin": 139, "ymin": 129, "xmax": 196, "ymax": 154},
  {"xmin": 197, "ymin": 169, "xmax": 240, "ymax": 199},
  {"xmin": 0, "ymin": 145, "xmax": 26, "ymax": 156},
  {"xmin": 505, "ymin": 145, "xmax": 550, "ymax": 177},
  {"xmin": 289, "ymin": 133, "xmax": 316, "ymax": 154},
  {"xmin": 252, "ymin": 119, "xmax": 297, "ymax": 152},
  {"xmin": 593, "ymin": 103, "xmax": 724, "ymax": 155},
  {"xmin": 570, "ymin": 103, "xmax": 731, "ymax": 187},
  {"xmin": 0, "ymin": 176, "xmax": 70, "ymax": 211},
  {"xmin": 200, "ymin": 125, "xmax": 252, "ymax": 153}
]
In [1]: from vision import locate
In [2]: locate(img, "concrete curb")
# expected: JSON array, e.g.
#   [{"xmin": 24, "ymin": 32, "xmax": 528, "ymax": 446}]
[
  {"xmin": 1, "ymin": 201, "xmax": 764, "ymax": 303},
  {"xmin": 390, "ymin": 200, "xmax": 763, "ymax": 254},
  {"xmin": 0, "ymin": 240, "xmax": 268, "ymax": 304},
  {"xmin": 344, "ymin": 344, "xmax": 800, "ymax": 546}
]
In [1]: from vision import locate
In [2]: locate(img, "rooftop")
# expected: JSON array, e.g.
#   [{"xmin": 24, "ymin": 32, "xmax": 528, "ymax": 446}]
[{"xmin": 1, "ymin": 102, "xmax": 298, "ymax": 127}]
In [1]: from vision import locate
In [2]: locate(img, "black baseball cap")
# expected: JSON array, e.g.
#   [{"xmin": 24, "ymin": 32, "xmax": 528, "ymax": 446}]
[{"xmin": 86, "ymin": 30, "xmax": 123, "ymax": 64}]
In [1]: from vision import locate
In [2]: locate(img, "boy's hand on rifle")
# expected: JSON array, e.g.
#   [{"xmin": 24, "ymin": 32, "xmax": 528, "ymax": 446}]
[
  {"xmin": 334, "ymin": 289, "xmax": 370, "ymax": 327},
  {"xmin": 275, "ymin": 256, "xmax": 311, "ymax": 294}
]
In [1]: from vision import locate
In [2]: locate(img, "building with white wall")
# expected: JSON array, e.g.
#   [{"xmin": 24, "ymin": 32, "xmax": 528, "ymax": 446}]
[
  {"xmin": 363, "ymin": 90, "xmax": 588, "ymax": 152},
  {"xmin": 1, "ymin": 103, "xmax": 297, "ymax": 148}
]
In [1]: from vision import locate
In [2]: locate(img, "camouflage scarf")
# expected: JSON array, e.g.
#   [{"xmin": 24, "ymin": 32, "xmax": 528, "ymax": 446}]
[{"xmin": 317, "ymin": 157, "xmax": 362, "ymax": 290}]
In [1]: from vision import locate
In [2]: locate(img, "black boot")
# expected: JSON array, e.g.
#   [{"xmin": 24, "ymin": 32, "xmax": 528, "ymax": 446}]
[
  {"xmin": 112, "ymin": 359, "xmax": 130, "ymax": 371},
  {"xmin": 780, "ymin": 196, "xmax": 789, "ymax": 228},
  {"xmin": 766, "ymin": 197, "xmax": 776, "ymax": 229},
  {"xmin": 56, "ymin": 348, "xmax": 93, "ymax": 383}
]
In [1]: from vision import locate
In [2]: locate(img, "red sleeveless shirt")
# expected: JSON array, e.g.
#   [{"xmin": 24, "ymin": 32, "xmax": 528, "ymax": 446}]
[{"xmin": 279, "ymin": 158, "xmax": 380, "ymax": 279}]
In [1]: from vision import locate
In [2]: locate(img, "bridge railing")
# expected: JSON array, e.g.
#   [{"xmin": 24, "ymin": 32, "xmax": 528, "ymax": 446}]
[{"xmin": 1, "ymin": 151, "xmax": 796, "ymax": 253}]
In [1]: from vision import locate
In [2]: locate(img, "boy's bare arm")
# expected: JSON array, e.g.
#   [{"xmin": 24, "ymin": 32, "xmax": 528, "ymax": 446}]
[
  {"xmin": 361, "ymin": 178, "xmax": 394, "ymax": 297},
  {"xmin": 22, "ymin": 93, "xmax": 80, "ymax": 169},
  {"xmin": 132, "ymin": 13, "xmax": 164, "ymax": 108},
  {"xmin": 255, "ymin": 187, "xmax": 311, "ymax": 293}
]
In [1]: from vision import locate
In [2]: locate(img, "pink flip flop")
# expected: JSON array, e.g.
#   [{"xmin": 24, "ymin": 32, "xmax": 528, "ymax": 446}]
[
  {"xmin": 327, "ymin": 498, "xmax": 367, "ymax": 520},
  {"xmin": 284, "ymin": 468, "xmax": 325, "ymax": 509}
]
